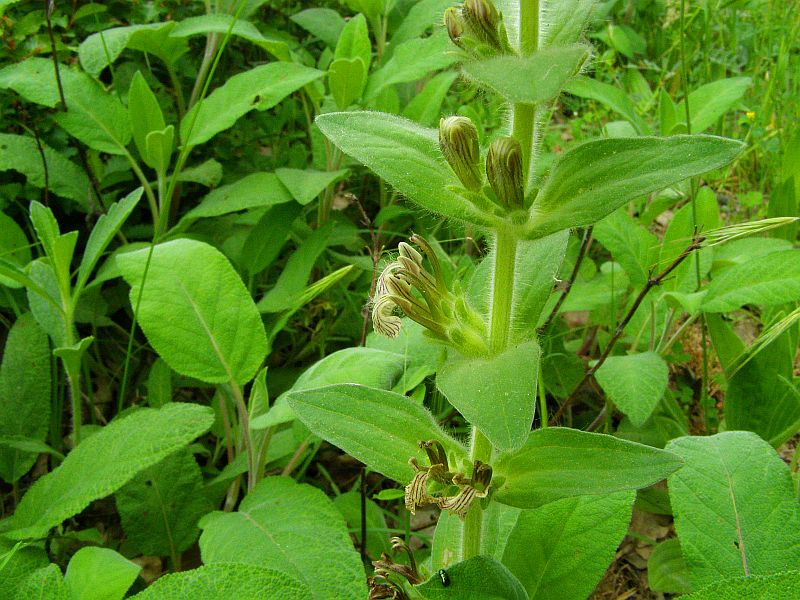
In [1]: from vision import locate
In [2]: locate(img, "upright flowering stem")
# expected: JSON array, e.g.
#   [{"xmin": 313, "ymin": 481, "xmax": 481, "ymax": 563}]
[{"xmin": 461, "ymin": 0, "xmax": 537, "ymax": 562}]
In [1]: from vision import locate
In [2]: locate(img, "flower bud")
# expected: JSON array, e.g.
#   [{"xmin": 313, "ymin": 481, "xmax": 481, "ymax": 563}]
[
  {"xmin": 486, "ymin": 137, "xmax": 523, "ymax": 209},
  {"xmin": 439, "ymin": 116, "xmax": 482, "ymax": 191},
  {"xmin": 462, "ymin": 0, "xmax": 501, "ymax": 49},
  {"xmin": 443, "ymin": 7, "xmax": 464, "ymax": 48}
]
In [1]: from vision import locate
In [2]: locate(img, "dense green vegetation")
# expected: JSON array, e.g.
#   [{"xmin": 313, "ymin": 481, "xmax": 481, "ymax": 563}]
[{"xmin": 0, "ymin": 0, "xmax": 798, "ymax": 598}]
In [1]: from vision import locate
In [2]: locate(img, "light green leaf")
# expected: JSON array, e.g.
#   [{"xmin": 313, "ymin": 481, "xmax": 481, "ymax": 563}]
[
  {"xmin": 415, "ymin": 555, "xmax": 528, "ymax": 600},
  {"xmin": 76, "ymin": 188, "xmax": 142, "ymax": 295},
  {"xmin": 169, "ymin": 14, "xmax": 288, "ymax": 59},
  {"xmin": 0, "ymin": 211, "xmax": 31, "ymax": 288},
  {"xmin": 539, "ymin": 0, "xmax": 600, "ymax": 48},
  {"xmin": 0, "ymin": 134, "xmax": 89, "ymax": 206},
  {"xmin": 79, "ymin": 23, "xmax": 188, "ymax": 76},
  {"xmin": 0, "ymin": 313, "xmax": 50, "ymax": 484},
  {"xmin": 684, "ymin": 571, "xmax": 800, "ymax": 599},
  {"xmin": 199, "ymin": 477, "xmax": 367, "ymax": 599},
  {"xmin": 494, "ymin": 428, "xmax": 683, "ymax": 508},
  {"xmin": 316, "ymin": 111, "xmax": 498, "ymax": 226},
  {"xmin": 116, "ymin": 448, "xmax": 212, "ymax": 558},
  {"xmin": 678, "ymin": 77, "xmax": 751, "ymax": 133},
  {"xmin": 181, "ymin": 63, "xmax": 323, "ymax": 146},
  {"xmin": 54, "ymin": 74, "xmax": 132, "ymax": 154},
  {"xmin": 64, "ymin": 547, "xmax": 140, "ymax": 600},
  {"xmin": 334, "ymin": 13, "xmax": 371, "ymax": 71},
  {"xmin": 0, "ymin": 538, "xmax": 49, "ymax": 600},
  {"xmin": 26, "ymin": 260, "xmax": 67, "ymax": 346},
  {"xmin": 14, "ymin": 564, "xmax": 68, "ymax": 600},
  {"xmin": 118, "ymin": 240, "xmax": 266, "ymax": 384},
  {"xmin": 1, "ymin": 403, "xmax": 213, "ymax": 540},
  {"xmin": 462, "ymin": 46, "xmax": 588, "ymax": 106},
  {"xmin": 594, "ymin": 352, "xmax": 668, "ymax": 428},
  {"xmin": 700, "ymin": 250, "xmax": 800, "ymax": 312},
  {"xmin": 647, "ymin": 538, "xmax": 691, "ymax": 594},
  {"xmin": 666, "ymin": 432, "xmax": 800, "ymax": 589},
  {"xmin": 391, "ymin": 0, "xmax": 452, "ymax": 47},
  {"xmin": 502, "ymin": 491, "xmax": 635, "ymax": 600},
  {"xmin": 290, "ymin": 8, "xmax": 345, "ymax": 48},
  {"xmin": 176, "ymin": 159, "xmax": 223, "ymax": 187},
  {"xmin": 329, "ymin": 58, "xmax": 367, "ymax": 109},
  {"xmin": 524, "ymin": 136, "xmax": 743, "ymax": 239},
  {"xmin": 437, "ymin": 340, "xmax": 540, "ymax": 451},
  {"xmin": 287, "ymin": 384, "xmax": 467, "ymax": 483},
  {"xmin": 128, "ymin": 72, "xmax": 166, "ymax": 168},
  {"xmin": 0, "ymin": 57, "xmax": 82, "ymax": 107},
  {"xmin": 365, "ymin": 32, "xmax": 457, "ymax": 98},
  {"xmin": 564, "ymin": 76, "xmax": 649, "ymax": 134},
  {"xmin": 593, "ymin": 208, "xmax": 658, "ymax": 286},
  {"xmin": 275, "ymin": 168, "xmax": 348, "ymax": 205},
  {"xmin": 130, "ymin": 563, "xmax": 311, "ymax": 599},
  {"xmin": 144, "ymin": 126, "xmax": 174, "ymax": 175},
  {"xmin": 179, "ymin": 173, "xmax": 292, "ymax": 225}
]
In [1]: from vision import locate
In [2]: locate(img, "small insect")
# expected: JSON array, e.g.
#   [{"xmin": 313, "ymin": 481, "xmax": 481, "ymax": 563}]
[{"xmin": 437, "ymin": 568, "xmax": 450, "ymax": 587}]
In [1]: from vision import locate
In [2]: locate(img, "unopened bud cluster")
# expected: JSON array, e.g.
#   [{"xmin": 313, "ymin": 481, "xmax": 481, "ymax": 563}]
[
  {"xmin": 439, "ymin": 117, "xmax": 524, "ymax": 212},
  {"xmin": 444, "ymin": 0, "xmax": 511, "ymax": 56},
  {"xmin": 372, "ymin": 236, "xmax": 489, "ymax": 356}
]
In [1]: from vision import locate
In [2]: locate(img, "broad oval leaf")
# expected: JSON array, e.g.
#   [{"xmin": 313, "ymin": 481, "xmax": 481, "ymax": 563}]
[
  {"xmin": 523, "ymin": 135, "xmax": 744, "ymax": 239},
  {"xmin": 79, "ymin": 23, "xmax": 188, "ymax": 76},
  {"xmin": 130, "ymin": 563, "xmax": 312, "ymax": 599},
  {"xmin": 64, "ymin": 547, "xmax": 141, "ymax": 600},
  {"xmin": 415, "ymin": 555, "xmax": 527, "ymax": 600},
  {"xmin": 199, "ymin": 477, "xmax": 367, "ymax": 599},
  {"xmin": 594, "ymin": 352, "xmax": 669, "ymax": 428},
  {"xmin": 666, "ymin": 432, "xmax": 800, "ymax": 589},
  {"xmin": 700, "ymin": 249, "xmax": 800, "ymax": 312},
  {"xmin": 315, "ymin": 111, "xmax": 498, "ymax": 226},
  {"xmin": 494, "ymin": 428, "xmax": 683, "ymax": 508},
  {"xmin": 648, "ymin": 538, "xmax": 692, "ymax": 594},
  {"xmin": 437, "ymin": 340, "xmax": 541, "ymax": 452},
  {"xmin": 287, "ymin": 383, "xmax": 467, "ymax": 484},
  {"xmin": 462, "ymin": 46, "xmax": 589, "ymax": 105},
  {"xmin": 1, "ymin": 403, "xmax": 213, "ymax": 540},
  {"xmin": 117, "ymin": 239, "xmax": 267, "ymax": 385},
  {"xmin": 502, "ymin": 490, "xmax": 635, "ymax": 600}
]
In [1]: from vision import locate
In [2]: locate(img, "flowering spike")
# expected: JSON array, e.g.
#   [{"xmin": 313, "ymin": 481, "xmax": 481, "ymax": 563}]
[
  {"xmin": 486, "ymin": 137, "xmax": 523, "ymax": 209},
  {"xmin": 439, "ymin": 116, "xmax": 483, "ymax": 191}
]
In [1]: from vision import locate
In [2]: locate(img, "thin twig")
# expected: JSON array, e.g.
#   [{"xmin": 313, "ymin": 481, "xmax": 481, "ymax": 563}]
[
  {"xmin": 355, "ymin": 197, "xmax": 383, "ymax": 346},
  {"xmin": 538, "ymin": 226, "xmax": 593, "ymax": 334},
  {"xmin": 549, "ymin": 235, "xmax": 704, "ymax": 425}
]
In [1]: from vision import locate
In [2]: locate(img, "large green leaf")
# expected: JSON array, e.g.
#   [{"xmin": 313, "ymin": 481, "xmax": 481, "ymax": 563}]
[
  {"xmin": 79, "ymin": 23, "xmax": 187, "ymax": 76},
  {"xmin": 64, "ymin": 547, "xmax": 140, "ymax": 600},
  {"xmin": 437, "ymin": 340, "xmax": 541, "ymax": 451},
  {"xmin": 275, "ymin": 168, "xmax": 348, "ymax": 205},
  {"xmin": 54, "ymin": 74, "xmax": 132, "ymax": 154},
  {"xmin": 117, "ymin": 239, "xmax": 267, "ymax": 385},
  {"xmin": 0, "ymin": 313, "xmax": 50, "ymax": 484},
  {"xmin": 700, "ymin": 250, "xmax": 800, "ymax": 312},
  {"xmin": 14, "ymin": 564, "xmax": 69, "ymax": 600},
  {"xmin": 593, "ymin": 208, "xmax": 658, "ymax": 286},
  {"xmin": 683, "ymin": 571, "xmax": 800, "ymax": 599},
  {"xmin": 116, "ymin": 448, "xmax": 212, "ymax": 558},
  {"xmin": 0, "ymin": 57, "xmax": 83, "ymax": 107},
  {"xmin": 666, "ymin": 432, "xmax": 800, "ymax": 589},
  {"xmin": 0, "ymin": 538, "xmax": 49, "ymax": 600},
  {"xmin": 564, "ymin": 77, "xmax": 649, "ymax": 134},
  {"xmin": 315, "ymin": 111, "xmax": 498, "ymax": 226},
  {"xmin": 462, "ymin": 46, "xmax": 588, "ymax": 105},
  {"xmin": 494, "ymin": 428, "xmax": 683, "ymax": 508},
  {"xmin": 291, "ymin": 8, "xmax": 345, "ymax": 48},
  {"xmin": 415, "ymin": 556, "xmax": 528, "ymax": 600},
  {"xmin": 287, "ymin": 384, "xmax": 466, "ymax": 484},
  {"xmin": 199, "ymin": 477, "xmax": 367, "ymax": 599},
  {"xmin": 523, "ymin": 135, "xmax": 744, "ymax": 239},
  {"xmin": 539, "ymin": 0, "xmax": 601, "ymax": 48},
  {"xmin": 594, "ymin": 352, "xmax": 669, "ymax": 428},
  {"xmin": 502, "ymin": 491, "xmax": 635, "ymax": 600},
  {"xmin": 181, "ymin": 63, "xmax": 323, "ymax": 146},
  {"xmin": 130, "ymin": 563, "xmax": 311, "ymax": 599},
  {"xmin": 1, "ymin": 404, "xmax": 213, "ymax": 540},
  {"xmin": 169, "ymin": 14, "xmax": 288, "ymax": 59},
  {"xmin": 0, "ymin": 134, "xmax": 89, "ymax": 206},
  {"xmin": 677, "ymin": 77, "xmax": 751, "ymax": 133}
]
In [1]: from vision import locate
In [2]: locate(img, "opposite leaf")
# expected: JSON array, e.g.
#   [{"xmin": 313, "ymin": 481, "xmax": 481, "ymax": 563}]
[
  {"xmin": 524, "ymin": 135, "xmax": 744, "ymax": 239},
  {"xmin": 494, "ymin": 428, "xmax": 683, "ymax": 508},
  {"xmin": 666, "ymin": 432, "xmax": 800, "ymax": 589},
  {"xmin": 316, "ymin": 111, "xmax": 498, "ymax": 226},
  {"xmin": 287, "ymin": 383, "xmax": 466, "ymax": 484},
  {"xmin": 118, "ymin": 239, "xmax": 267, "ymax": 385},
  {"xmin": 1, "ymin": 404, "xmax": 213, "ymax": 540}
]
